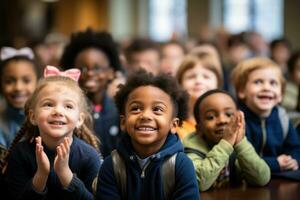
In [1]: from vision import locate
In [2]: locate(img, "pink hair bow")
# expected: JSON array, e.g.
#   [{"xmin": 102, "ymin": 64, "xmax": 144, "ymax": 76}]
[
  {"xmin": 0, "ymin": 47, "xmax": 34, "ymax": 61},
  {"xmin": 44, "ymin": 65, "xmax": 81, "ymax": 81}
]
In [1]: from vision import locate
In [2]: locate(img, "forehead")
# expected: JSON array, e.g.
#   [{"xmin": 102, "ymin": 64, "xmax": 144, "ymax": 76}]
[
  {"xmin": 38, "ymin": 83, "xmax": 79, "ymax": 101},
  {"xmin": 200, "ymin": 93, "xmax": 236, "ymax": 113},
  {"xmin": 248, "ymin": 67, "xmax": 281, "ymax": 80},
  {"xmin": 2, "ymin": 60, "xmax": 36, "ymax": 77},
  {"xmin": 127, "ymin": 85, "xmax": 172, "ymax": 105},
  {"xmin": 75, "ymin": 48, "xmax": 110, "ymax": 66}
]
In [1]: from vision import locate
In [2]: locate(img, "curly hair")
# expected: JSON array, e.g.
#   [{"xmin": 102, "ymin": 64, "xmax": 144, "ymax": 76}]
[
  {"xmin": 60, "ymin": 28, "xmax": 122, "ymax": 72},
  {"xmin": 114, "ymin": 69, "xmax": 189, "ymax": 126}
]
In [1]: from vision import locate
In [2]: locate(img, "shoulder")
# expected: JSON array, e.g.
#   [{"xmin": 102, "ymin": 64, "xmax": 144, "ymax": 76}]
[
  {"xmin": 183, "ymin": 133, "xmax": 207, "ymax": 152},
  {"xmin": 71, "ymin": 137, "xmax": 100, "ymax": 158}
]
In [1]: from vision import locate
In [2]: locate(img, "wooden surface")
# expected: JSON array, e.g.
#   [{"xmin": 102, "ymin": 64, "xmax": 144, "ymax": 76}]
[{"xmin": 201, "ymin": 179, "xmax": 300, "ymax": 200}]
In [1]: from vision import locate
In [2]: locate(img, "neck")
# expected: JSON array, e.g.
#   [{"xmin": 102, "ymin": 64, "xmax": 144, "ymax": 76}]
[
  {"xmin": 87, "ymin": 91, "xmax": 104, "ymax": 105},
  {"xmin": 40, "ymin": 133, "xmax": 73, "ymax": 150}
]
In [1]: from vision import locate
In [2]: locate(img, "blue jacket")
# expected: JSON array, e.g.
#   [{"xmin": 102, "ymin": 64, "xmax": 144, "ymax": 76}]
[
  {"xmin": 96, "ymin": 133, "xmax": 200, "ymax": 200},
  {"xmin": 239, "ymin": 103, "xmax": 300, "ymax": 172},
  {"xmin": 0, "ymin": 104, "xmax": 25, "ymax": 148},
  {"xmin": 93, "ymin": 92, "xmax": 122, "ymax": 157},
  {"xmin": 3, "ymin": 136, "xmax": 101, "ymax": 200}
]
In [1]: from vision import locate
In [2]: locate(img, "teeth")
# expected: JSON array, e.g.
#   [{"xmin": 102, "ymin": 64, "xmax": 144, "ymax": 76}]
[
  {"xmin": 51, "ymin": 121, "xmax": 64, "ymax": 125},
  {"xmin": 138, "ymin": 127, "xmax": 155, "ymax": 131}
]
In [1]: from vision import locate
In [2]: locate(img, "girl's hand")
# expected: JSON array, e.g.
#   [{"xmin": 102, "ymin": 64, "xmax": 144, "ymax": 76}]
[
  {"xmin": 33, "ymin": 136, "xmax": 50, "ymax": 192},
  {"xmin": 54, "ymin": 137, "xmax": 73, "ymax": 188},
  {"xmin": 234, "ymin": 111, "xmax": 245, "ymax": 145}
]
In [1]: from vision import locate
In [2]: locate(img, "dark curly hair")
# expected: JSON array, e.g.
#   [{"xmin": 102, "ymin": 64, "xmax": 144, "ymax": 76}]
[
  {"xmin": 114, "ymin": 69, "xmax": 189, "ymax": 126},
  {"xmin": 60, "ymin": 28, "xmax": 122, "ymax": 71},
  {"xmin": 193, "ymin": 89, "xmax": 236, "ymax": 124}
]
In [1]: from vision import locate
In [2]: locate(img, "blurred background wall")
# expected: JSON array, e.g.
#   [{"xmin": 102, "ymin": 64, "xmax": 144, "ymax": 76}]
[{"xmin": 0, "ymin": 0, "xmax": 299, "ymax": 48}]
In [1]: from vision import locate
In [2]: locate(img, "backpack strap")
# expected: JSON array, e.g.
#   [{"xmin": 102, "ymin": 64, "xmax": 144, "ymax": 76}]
[
  {"xmin": 184, "ymin": 147, "xmax": 206, "ymax": 159},
  {"xmin": 278, "ymin": 106, "xmax": 289, "ymax": 140},
  {"xmin": 161, "ymin": 153, "xmax": 177, "ymax": 200},
  {"xmin": 111, "ymin": 149, "xmax": 127, "ymax": 199}
]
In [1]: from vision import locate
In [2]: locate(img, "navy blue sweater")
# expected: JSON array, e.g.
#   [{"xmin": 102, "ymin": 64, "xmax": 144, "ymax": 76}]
[
  {"xmin": 96, "ymin": 133, "xmax": 200, "ymax": 200},
  {"xmin": 239, "ymin": 103, "xmax": 300, "ymax": 172},
  {"xmin": 4, "ymin": 136, "xmax": 101, "ymax": 200},
  {"xmin": 93, "ymin": 92, "xmax": 122, "ymax": 158}
]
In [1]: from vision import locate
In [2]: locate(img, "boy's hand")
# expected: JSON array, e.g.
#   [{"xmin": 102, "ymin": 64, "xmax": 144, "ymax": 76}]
[
  {"xmin": 222, "ymin": 114, "xmax": 238, "ymax": 146},
  {"xmin": 33, "ymin": 136, "xmax": 50, "ymax": 192},
  {"xmin": 234, "ymin": 111, "xmax": 245, "ymax": 145},
  {"xmin": 277, "ymin": 154, "xmax": 299, "ymax": 171},
  {"xmin": 54, "ymin": 137, "xmax": 73, "ymax": 188}
]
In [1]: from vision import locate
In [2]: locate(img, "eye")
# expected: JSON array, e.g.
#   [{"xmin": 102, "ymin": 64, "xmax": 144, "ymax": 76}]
[
  {"xmin": 153, "ymin": 106, "xmax": 164, "ymax": 114},
  {"xmin": 66, "ymin": 104, "xmax": 74, "ymax": 109},
  {"xmin": 3, "ymin": 78, "xmax": 14, "ymax": 85},
  {"xmin": 129, "ymin": 105, "xmax": 141, "ymax": 113},
  {"xmin": 270, "ymin": 80, "xmax": 278, "ymax": 86},
  {"xmin": 254, "ymin": 79, "xmax": 263, "ymax": 84},
  {"xmin": 225, "ymin": 111, "xmax": 234, "ymax": 118},
  {"xmin": 42, "ymin": 102, "xmax": 53, "ymax": 107},
  {"xmin": 205, "ymin": 114, "xmax": 215, "ymax": 121},
  {"xmin": 23, "ymin": 77, "xmax": 33, "ymax": 84}
]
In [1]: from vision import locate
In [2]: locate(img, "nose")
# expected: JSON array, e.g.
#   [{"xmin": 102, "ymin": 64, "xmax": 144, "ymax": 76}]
[
  {"xmin": 139, "ymin": 109, "xmax": 152, "ymax": 121},
  {"xmin": 14, "ymin": 80, "xmax": 24, "ymax": 91},
  {"xmin": 216, "ymin": 114, "xmax": 230, "ymax": 125},
  {"xmin": 52, "ymin": 105, "xmax": 64, "ymax": 116}
]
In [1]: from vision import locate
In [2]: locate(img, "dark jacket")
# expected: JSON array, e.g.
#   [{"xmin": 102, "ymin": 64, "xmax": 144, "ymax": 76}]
[
  {"xmin": 96, "ymin": 133, "xmax": 200, "ymax": 200},
  {"xmin": 93, "ymin": 92, "xmax": 122, "ymax": 157},
  {"xmin": 3, "ymin": 136, "xmax": 101, "ymax": 200},
  {"xmin": 239, "ymin": 103, "xmax": 300, "ymax": 172}
]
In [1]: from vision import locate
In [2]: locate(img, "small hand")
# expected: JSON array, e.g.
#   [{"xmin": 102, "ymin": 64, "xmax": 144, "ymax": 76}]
[
  {"xmin": 35, "ymin": 136, "xmax": 50, "ymax": 175},
  {"xmin": 33, "ymin": 136, "xmax": 50, "ymax": 192},
  {"xmin": 54, "ymin": 137, "xmax": 73, "ymax": 188},
  {"xmin": 277, "ymin": 154, "xmax": 299, "ymax": 171},
  {"xmin": 234, "ymin": 111, "xmax": 245, "ymax": 145}
]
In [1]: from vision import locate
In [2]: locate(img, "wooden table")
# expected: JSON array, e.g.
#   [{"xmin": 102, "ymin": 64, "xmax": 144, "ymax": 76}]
[{"xmin": 201, "ymin": 179, "xmax": 300, "ymax": 200}]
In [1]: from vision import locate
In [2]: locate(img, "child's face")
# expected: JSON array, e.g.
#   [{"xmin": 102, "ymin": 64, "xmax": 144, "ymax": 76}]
[
  {"xmin": 120, "ymin": 86, "xmax": 178, "ymax": 156},
  {"xmin": 128, "ymin": 50, "xmax": 160, "ymax": 75},
  {"xmin": 74, "ymin": 48, "xmax": 114, "ymax": 94},
  {"xmin": 29, "ymin": 83, "xmax": 84, "ymax": 143},
  {"xmin": 1, "ymin": 60, "xmax": 37, "ymax": 109},
  {"xmin": 238, "ymin": 67, "xmax": 282, "ymax": 117},
  {"xmin": 181, "ymin": 63, "xmax": 218, "ymax": 101},
  {"xmin": 197, "ymin": 93, "xmax": 237, "ymax": 144},
  {"xmin": 160, "ymin": 44, "xmax": 185, "ymax": 76}
]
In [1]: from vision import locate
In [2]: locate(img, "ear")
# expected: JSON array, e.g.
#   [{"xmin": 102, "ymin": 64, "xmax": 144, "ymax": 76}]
[
  {"xmin": 120, "ymin": 115, "xmax": 126, "ymax": 132},
  {"xmin": 238, "ymin": 89, "xmax": 246, "ymax": 100},
  {"xmin": 170, "ymin": 118, "xmax": 179, "ymax": 134},
  {"xmin": 76, "ymin": 112, "xmax": 85, "ymax": 128},
  {"xmin": 106, "ymin": 68, "xmax": 115, "ymax": 81},
  {"xmin": 29, "ymin": 109, "xmax": 36, "ymax": 125}
]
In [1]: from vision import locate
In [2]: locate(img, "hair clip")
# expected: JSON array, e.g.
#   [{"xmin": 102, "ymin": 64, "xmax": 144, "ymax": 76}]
[
  {"xmin": 0, "ymin": 47, "xmax": 34, "ymax": 61},
  {"xmin": 44, "ymin": 65, "xmax": 81, "ymax": 81}
]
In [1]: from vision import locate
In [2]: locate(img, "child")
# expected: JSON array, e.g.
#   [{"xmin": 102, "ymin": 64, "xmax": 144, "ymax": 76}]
[
  {"xmin": 231, "ymin": 57, "xmax": 300, "ymax": 173},
  {"xmin": 60, "ymin": 28, "xmax": 123, "ymax": 157},
  {"xmin": 175, "ymin": 51, "xmax": 223, "ymax": 139},
  {"xmin": 183, "ymin": 89, "xmax": 270, "ymax": 191},
  {"xmin": 96, "ymin": 70, "xmax": 199, "ymax": 199},
  {"xmin": 1, "ymin": 66, "xmax": 101, "ymax": 200},
  {"xmin": 124, "ymin": 38, "xmax": 161, "ymax": 75},
  {"xmin": 159, "ymin": 40, "xmax": 186, "ymax": 77},
  {"xmin": 0, "ymin": 47, "xmax": 40, "ymax": 149}
]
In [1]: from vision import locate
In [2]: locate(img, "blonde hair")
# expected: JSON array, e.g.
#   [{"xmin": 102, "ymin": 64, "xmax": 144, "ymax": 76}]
[
  {"xmin": 176, "ymin": 51, "xmax": 223, "ymax": 88},
  {"xmin": 231, "ymin": 57, "xmax": 285, "ymax": 98},
  {"xmin": 1, "ymin": 76, "xmax": 99, "ymax": 173}
]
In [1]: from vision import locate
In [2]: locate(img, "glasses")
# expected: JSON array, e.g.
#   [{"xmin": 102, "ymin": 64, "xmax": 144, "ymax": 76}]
[{"xmin": 80, "ymin": 65, "xmax": 110, "ymax": 73}]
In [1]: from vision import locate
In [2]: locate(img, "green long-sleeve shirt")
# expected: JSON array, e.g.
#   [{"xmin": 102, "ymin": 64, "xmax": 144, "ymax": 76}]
[{"xmin": 183, "ymin": 133, "xmax": 270, "ymax": 191}]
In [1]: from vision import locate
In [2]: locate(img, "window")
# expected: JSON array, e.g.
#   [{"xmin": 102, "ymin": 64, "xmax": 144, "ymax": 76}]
[
  {"xmin": 223, "ymin": 0, "xmax": 283, "ymax": 41},
  {"xmin": 149, "ymin": 0, "xmax": 187, "ymax": 41}
]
